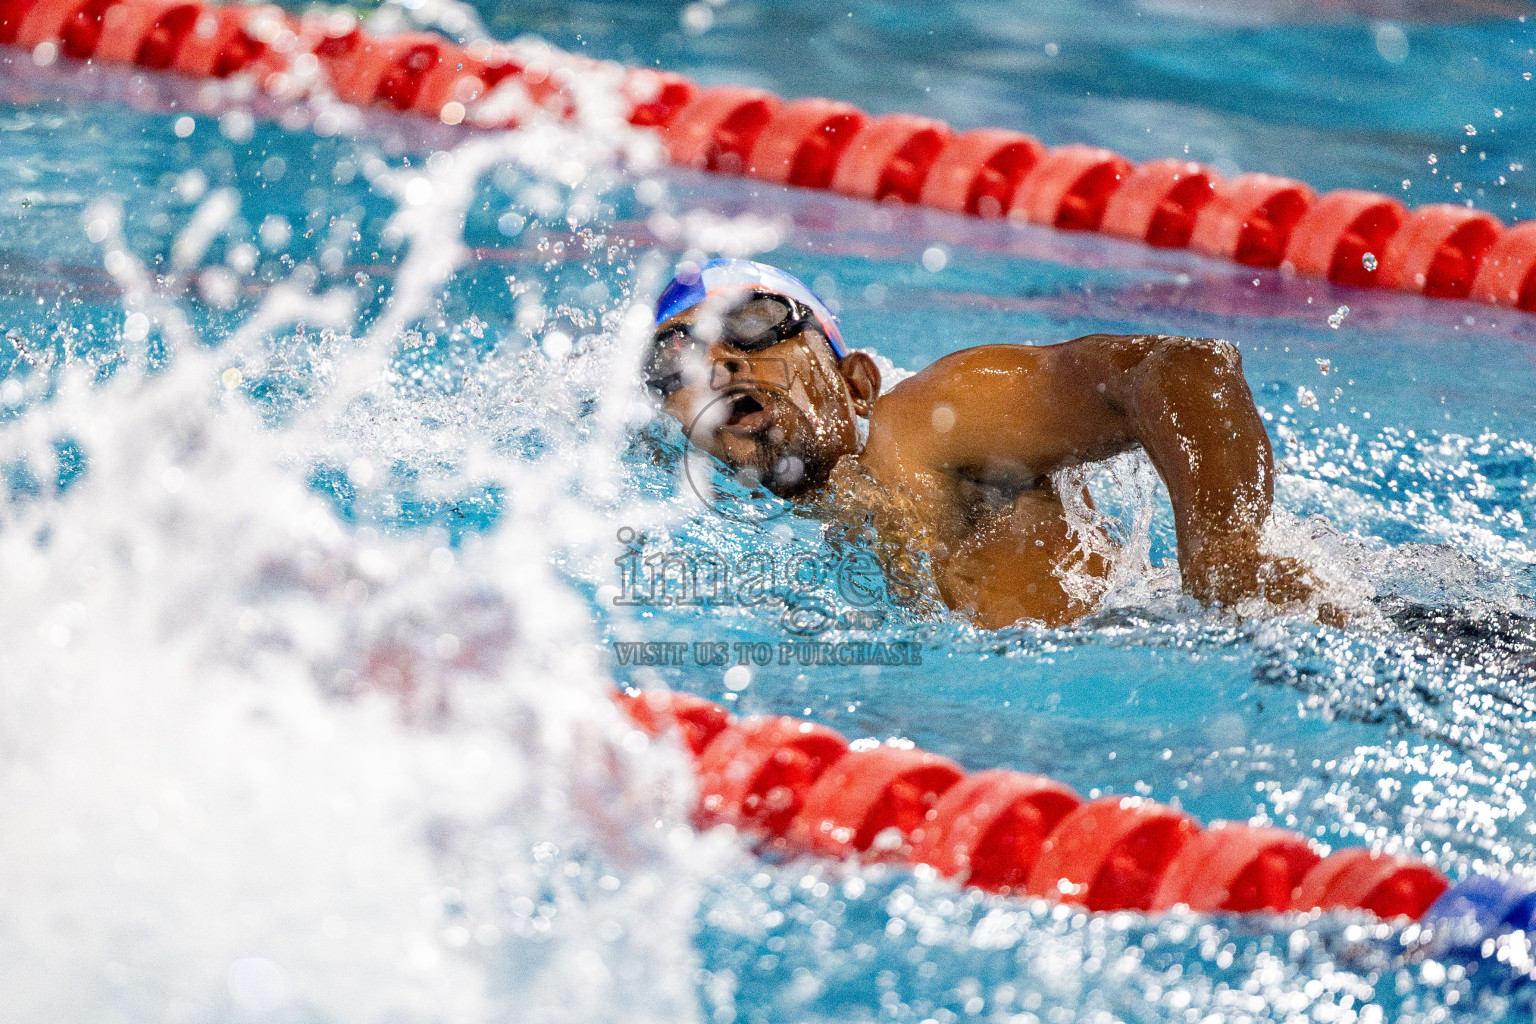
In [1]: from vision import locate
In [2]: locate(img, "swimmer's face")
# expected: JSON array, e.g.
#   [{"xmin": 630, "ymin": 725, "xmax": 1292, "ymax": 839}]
[{"xmin": 647, "ymin": 292, "xmax": 881, "ymax": 498}]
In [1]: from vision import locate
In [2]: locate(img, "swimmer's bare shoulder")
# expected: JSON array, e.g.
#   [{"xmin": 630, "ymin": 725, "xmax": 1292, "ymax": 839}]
[{"xmin": 856, "ymin": 333, "xmax": 1321, "ymax": 615}]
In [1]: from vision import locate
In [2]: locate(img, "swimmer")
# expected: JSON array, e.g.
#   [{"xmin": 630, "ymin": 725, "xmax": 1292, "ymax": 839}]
[{"xmin": 646, "ymin": 257, "xmax": 1319, "ymax": 627}]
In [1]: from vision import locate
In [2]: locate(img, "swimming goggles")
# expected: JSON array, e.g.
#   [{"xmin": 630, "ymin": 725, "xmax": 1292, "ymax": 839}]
[{"xmin": 646, "ymin": 290, "xmax": 828, "ymax": 398}]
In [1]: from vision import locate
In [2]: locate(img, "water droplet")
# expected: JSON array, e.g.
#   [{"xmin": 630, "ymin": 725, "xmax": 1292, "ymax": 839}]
[
  {"xmin": 1362, "ymin": 252, "xmax": 1377, "ymax": 271},
  {"xmin": 123, "ymin": 312, "xmax": 151, "ymax": 343},
  {"xmin": 680, "ymin": 1, "xmax": 713, "ymax": 33},
  {"xmin": 497, "ymin": 211, "xmax": 527, "ymax": 237},
  {"xmin": 541, "ymin": 331, "xmax": 572, "ymax": 359},
  {"xmin": 404, "ymin": 177, "xmax": 433, "ymax": 206},
  {"xmin": 1327, "ymin": 305, "xmax": 1350, "ymax": 329},
  {"xmin": 1373, "ymin": 24, "xmax": 1408, "ymax": 63}
]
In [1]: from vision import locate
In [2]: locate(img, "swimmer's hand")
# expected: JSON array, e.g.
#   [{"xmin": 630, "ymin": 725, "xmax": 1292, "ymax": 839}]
[
  {"xmin": 1183, "ymin": 532, "xmax": 1311, "ymax": 605},
  {"xmin": 1184, "ymin": 532, "xmax": 1343, "ymax": 625},
  {"xmin": 1093, "ymin": 336, "xmax": 1343, "ymax": 625}
]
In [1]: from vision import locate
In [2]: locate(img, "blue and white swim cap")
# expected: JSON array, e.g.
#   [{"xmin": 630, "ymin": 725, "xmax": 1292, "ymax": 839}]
[{"xmin": 654, "ymin": 257, "xmax": 846, "ymax": 358}]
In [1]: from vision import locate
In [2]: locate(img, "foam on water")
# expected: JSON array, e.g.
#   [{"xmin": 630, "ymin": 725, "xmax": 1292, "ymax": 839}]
[{"xmin": 0, "ymin": 69, "xmax": 728, "ymax": 1021}]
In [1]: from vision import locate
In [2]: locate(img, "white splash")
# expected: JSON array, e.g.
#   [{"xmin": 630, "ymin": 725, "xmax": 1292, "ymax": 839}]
[
  {"xmin": 1053, "ymin": 452, "xmax": 1172, "ymax": 611},
  {"xmin": 0, "ymin": 86, "xmax": 717, "ymax": 1024}
]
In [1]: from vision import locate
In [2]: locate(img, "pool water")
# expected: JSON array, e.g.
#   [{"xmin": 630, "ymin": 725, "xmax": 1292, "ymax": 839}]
[{"xmin": 4, "ymin": 1, "xmax": 1536, "ymax": 1022}]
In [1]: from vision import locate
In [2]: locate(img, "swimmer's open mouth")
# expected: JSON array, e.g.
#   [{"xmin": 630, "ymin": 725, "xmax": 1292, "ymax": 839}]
[{"xmin": 723, "ymin": 391, "xmax": 774, "ymax": 434}]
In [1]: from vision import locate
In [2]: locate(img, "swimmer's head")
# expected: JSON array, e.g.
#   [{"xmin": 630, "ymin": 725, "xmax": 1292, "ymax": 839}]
[{"xmin": 647, "ymin": 258, "xmax": 881, "ymax": 498}]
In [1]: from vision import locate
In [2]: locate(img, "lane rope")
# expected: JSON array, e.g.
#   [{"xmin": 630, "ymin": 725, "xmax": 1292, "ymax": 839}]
[
  {"xmin": 3, "ymin": 0, "xmax": 1534, "ymax": 312},
  {"xmin": 619, "ymin": 688, "xmax": 1536, "ymax": 963},
  {"xmin": 615, "ymin": 689, "xmax": 1475, "ymax": 924}
]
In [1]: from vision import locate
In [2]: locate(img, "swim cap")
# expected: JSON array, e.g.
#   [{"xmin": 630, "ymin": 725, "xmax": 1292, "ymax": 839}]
[{"xmin": 654, "ymin": 257, "xmax": 846, "ymax": 358}]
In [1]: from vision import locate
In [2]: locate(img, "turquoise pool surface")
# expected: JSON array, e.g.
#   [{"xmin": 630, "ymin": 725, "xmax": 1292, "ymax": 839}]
[{"xmin": 4, "ymin": 1, "xmax": 1536, "ymax": 1021}]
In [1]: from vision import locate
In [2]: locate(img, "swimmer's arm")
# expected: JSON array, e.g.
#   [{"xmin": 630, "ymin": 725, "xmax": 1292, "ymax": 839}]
[
  {"xmin": 869, "ymin": 335, "xmax": 1302, "ymax": 606},
  {"xmin": 1057, "ymin": 333, "xmax": 1292, "ymax": 606}
]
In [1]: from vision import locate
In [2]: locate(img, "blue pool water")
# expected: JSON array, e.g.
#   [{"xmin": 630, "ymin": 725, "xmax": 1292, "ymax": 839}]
[{"xmin": 4, "ymin": 1, "xmax": 1536, "ymax": 1021}]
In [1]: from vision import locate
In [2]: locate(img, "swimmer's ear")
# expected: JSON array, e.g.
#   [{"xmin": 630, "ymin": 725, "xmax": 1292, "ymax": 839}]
[{"xmin": 838, "ymin": 351, "xmax": 881, "ymax": 417}]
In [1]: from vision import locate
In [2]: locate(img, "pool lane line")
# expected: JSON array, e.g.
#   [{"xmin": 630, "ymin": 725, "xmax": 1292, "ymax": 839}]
[
  {"xmin": 614, "ymin": 686, "xmax": 1536, "ymax": 948},
  {"xmin": 3, "ymin": 0, "xmax": 1535, "ymax": 320}
]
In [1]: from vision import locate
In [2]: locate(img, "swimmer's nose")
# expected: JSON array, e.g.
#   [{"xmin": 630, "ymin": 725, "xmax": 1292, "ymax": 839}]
[
  {"xmin": 707, "ymin": 344, "xmax": 750, "ymax": 387},
  {"xmin": 707, "ymin": 344, "xmax": 790, "ymax": 390},
  {"xmin": 708, "ymin": 343, "xmax": 747, "ymax": 378}
]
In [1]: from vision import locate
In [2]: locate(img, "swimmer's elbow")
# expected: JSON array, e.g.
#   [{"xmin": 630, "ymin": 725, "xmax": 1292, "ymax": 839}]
[
  {"xmin": 1207, "ymin": 336, "xmax": 1241, "ymax": 365},
  {"xmin": 1076, "ymin": 333, "xmax": 1241, "ymax": 390},
  {"xmin": 1134, "ymin": 335, "xmax": 1245, "ymax": 399},
  {"xmin": 1146, "ymin": 334, "xmax": 1241, "ymax": 369},
  {"xmin": 1063, "ymin": 334, "xmax": 1252, "ymax": 439},
  {"xmin": 1205, "ymin": 337, "xmax": 1243, "ymax": 373}
]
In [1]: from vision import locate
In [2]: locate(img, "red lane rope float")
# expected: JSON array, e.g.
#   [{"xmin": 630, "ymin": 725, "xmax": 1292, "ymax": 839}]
[
  {"xmin": 910, "ymin": 769, "xmax": 1080, "ymax": 893},
  {"xmin": 622, "ymin": 68, "xmax": 697, "ymax": 129},
  {"xmin": 1024, "ymin": 797, "xmax": 1201, "ymax": 912},
  {"xmin": 9, "ymin": 0, "xmax": 1536, "ymax": 312},
  {"xmin": 919, "ymin": 128, "xmax": 1046, "ymax": 219},
  {"xmin": 1473, "ymin": 221, "xmax": 1536, "ymax": 309},
  {"xmin": 415, "ymin": 41, "xmax": 560, "ymax": 125},
  {"xmin": 1190, "ymin": 172, "xmax": 1317, "ymax": 269},
  {"xmin": 1283, "ymin": 189, "xmax": 1407, "ymax": 289},
  {"xmin": 694, "ymin": 714, "xmax": 847, "ymax": 842},
  {"xmin": 93, "ymin": 0, "xmax": 193, "ymax": 66},
  {"xmin": 664, "ymin": 85, "xmax": 781, "ymax": 175},
  {"xmin": 787, "ymin": 746, "xmax": 963, "ymax": 861},
  {"xmin": 1379, "ymin": 204, "xmax": 1503, "ymax": 300},
  {"xmin": 1290, "ymin": 847, "xmax": 1450, "ymax": 920},
  {"xmin": 613, "ymin": 688, "xmax": 729, "ymax": 756},
  {"xmin": 330, "ymin": 30, "xmax": 448, "ymax": 111},
  {"xmin": 169, "ymin": 3, "xmax": 268, "ymax": 78},
  {"xmin": 1011, "ymin": 144, "xmax": 1134, "ymax": 232},
  {"xmin": 128, "ymin": 0, "xmax": 200, "ymax": 68},
  {"xmin": 1150, "ymin": 823, "xmax": 1320, "ymax": 913},
  {"xmin": 619, "ymin": 689, "xmax": 1450, "ymax": 921},
  {"xmin": 1101, "ymin": 158, "xmax": 1221, "ymax": 250},
  {"xmin": 830, "ymin": 113, "xmax": 953, "ymax": 204},
  {"xmin": 174, "ymin": 2, "xmax": 298, "ymax": 81},
  {"xmin": 16, "ymin": 0, "xmax": 112, "ymax": 56},
  {"xmin": 0, "ymin": 0, "xmax": 31, "ymax": 43},
  {"xmin": 746, "ymin": 97, "xmax": 868, "ymax": 189},
  {"xmin": 410, "ymin": 46, "xmax": 482, "ymax": 121}
]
